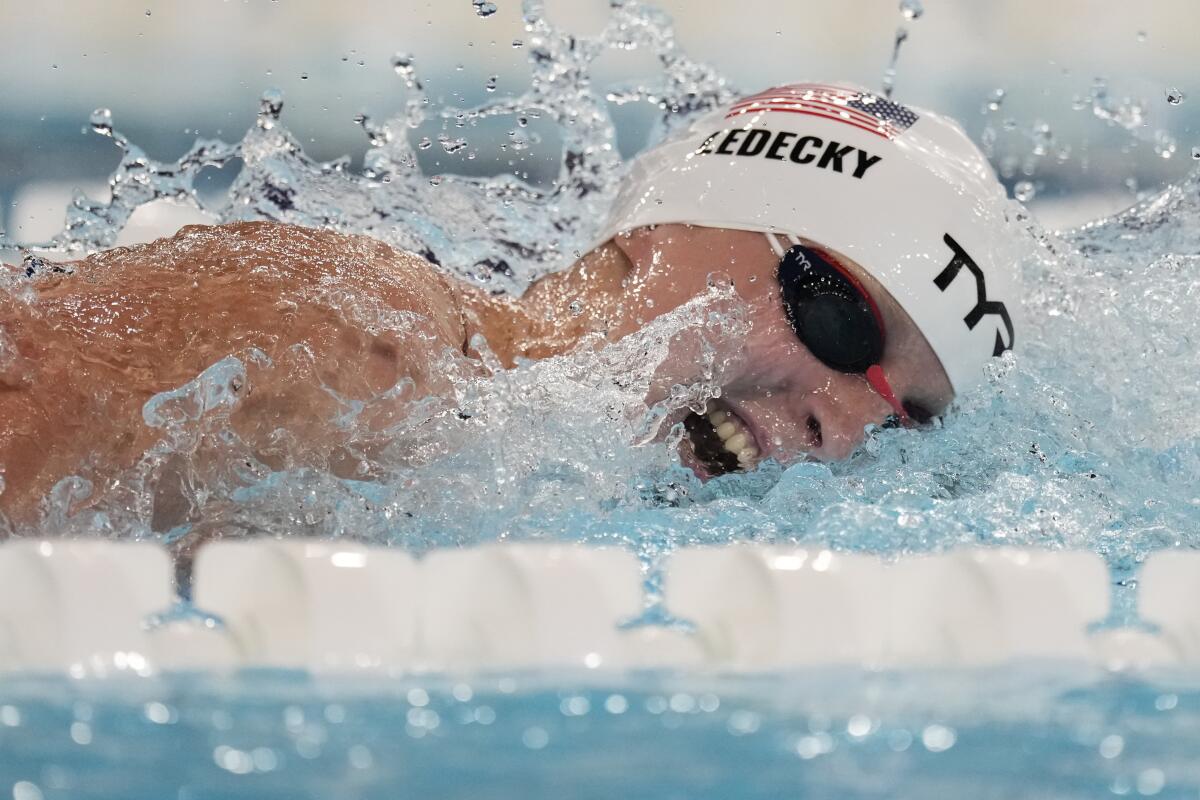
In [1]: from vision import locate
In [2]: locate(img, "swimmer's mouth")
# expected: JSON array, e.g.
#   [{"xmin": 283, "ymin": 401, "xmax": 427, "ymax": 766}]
[{"xmin": 682, "ymin": 401, "xmax": 762, "ymax": 477}]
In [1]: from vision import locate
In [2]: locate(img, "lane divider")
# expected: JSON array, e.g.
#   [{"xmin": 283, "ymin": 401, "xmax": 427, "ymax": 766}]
[{"xmin": 0, "ymin": 539, "xmax": 1191, "ymax": 674}]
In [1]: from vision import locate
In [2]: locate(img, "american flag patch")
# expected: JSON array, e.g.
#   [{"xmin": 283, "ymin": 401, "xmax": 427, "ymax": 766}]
[{"xmin": 726, "ymin": 84, "xmax": 919, "ymax": 140}]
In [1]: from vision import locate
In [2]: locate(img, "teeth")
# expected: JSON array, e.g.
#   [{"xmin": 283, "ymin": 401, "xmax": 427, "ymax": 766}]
[
  {"xmin": 705, "ymin": 407, "xmax": 760, "ymax": 468},
  {"xmin": 737, "ymin": 446, "xmax": 759, "ymax": 467}
]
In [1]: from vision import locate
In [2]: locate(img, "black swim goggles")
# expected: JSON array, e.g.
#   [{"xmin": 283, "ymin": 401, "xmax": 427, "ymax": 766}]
[{"xmin": 766, "ymin": 232, "xmax": 911, "ymax": 424}]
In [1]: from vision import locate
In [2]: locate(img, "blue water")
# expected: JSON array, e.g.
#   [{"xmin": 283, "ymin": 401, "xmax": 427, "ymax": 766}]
[{"xmin": 5, "ymin": 668, "xmax": 1200, "ymax": 799}]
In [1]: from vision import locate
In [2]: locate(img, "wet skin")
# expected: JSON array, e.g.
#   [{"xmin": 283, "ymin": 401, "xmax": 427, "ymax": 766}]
[
  {"xmin": 601, "ymin": 225, "xmax": 955, "ymax": 469},
  {"xmin": 0, "ymin": 221, "xmax": 953, "ymax": 526}
]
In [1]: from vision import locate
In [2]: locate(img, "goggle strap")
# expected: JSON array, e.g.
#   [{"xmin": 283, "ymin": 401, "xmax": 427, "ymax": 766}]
[
  {"xmin": 865, "ymin": 364, "xmax": 909, "ymax": 420},
  {"xmin": 765, "ymin": 232, "xmax": 804, "ymax": 259},
  {"xmin": 765, "ymin": 231, "xmax": 787, "ymax": 258}
]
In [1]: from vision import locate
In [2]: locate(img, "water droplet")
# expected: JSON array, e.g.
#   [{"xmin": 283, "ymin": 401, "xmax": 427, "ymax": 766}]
[
  {"xmin": 921, "ymin": 723, "xmax": 956, "ymax": 752},
  {"xmin": 1166, "ymin": 87, "xmax": 1185, "ymax": 105},
  {"xmin": 472, "ymin": 0, "xmax": 498, "ymax": 17},
  {"xmin": 899, "ymin": 0, "xmax": 923, "ymax": 21},
  {"xmin": 299, "ymin": 72, "xmax": 309, "ymax": 81},
  {"xmin": 1191, "ymin": 146, "xmax": 1200, "ymax": 160},
  {"xmin": 485, "ymin": 75, "xmax": 498, "ymax": 92},
  {"xmin": 512, "ymin": 38, "xmax": 524, "ymax": 48},
  {"xmin": 439, "ymin": 135, "xmax": 468, "ymax": 154},
  {"xmin": 604, "ymin": 694, "xmax": 628, "ymax": 714},
  {"xmin": 1013, "ymin": 181, "xmax": 1036, "ymax": 202},
  {"xmin": 521, "ymin": 725, "xmax": 549, "ymax": 749},
  {"xmin": 1154, "ymin": 130, "xmax": 1177, "ymax": 159},
  {"xmin": 144, "ymin": 8, "xmax": 151, "ymax": 15},
  {"xmin": 258, "ymin": 89, "xmax": 284, "ymax": 129},
  {"xmin": 354, "ymin": 113, "xmax": 390, "ymax": 147},
  {"xmin": 12, "ymin": 781, "xmax": 43, "ymax": 800},
  {"xmin": 89, "ymin": 107, "xmax": 113, "ymax": 137},
  {"xmin": 391, "ymin": 53, "xmax": 413, "ymax": 75},
  {"xmin": 984, "ymin": 88, "xmax": 1006, "ymax": 112},
  {"xmin": 1031, "ymin": 121, "xmax": 1052, "ymax": 155},
  {"xmin": 1137, "ymin": 30, "xmax": 1148, "ymax": 42},
  {"xmin": 568, "ymin": 300, "xmax": 584, "ymax": 316},
  {"xmin": 1137, "ymin": 768, "xmax": 1166, "ymax": 796},
  {"xmin": 1098, "ymin": 734, "xmax": 1124, "ymax": 759}
]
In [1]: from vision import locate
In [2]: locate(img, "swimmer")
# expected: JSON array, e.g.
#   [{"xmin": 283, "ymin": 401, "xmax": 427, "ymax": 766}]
[{"xmin": 0, "ymin": 82, "xmax": 1019, "ymax": 527}]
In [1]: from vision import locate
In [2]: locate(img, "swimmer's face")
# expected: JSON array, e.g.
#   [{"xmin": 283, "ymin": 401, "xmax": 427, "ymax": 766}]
[{"xmin": 611, "ymin": 224, "xmax": 955, "ymax": 476}]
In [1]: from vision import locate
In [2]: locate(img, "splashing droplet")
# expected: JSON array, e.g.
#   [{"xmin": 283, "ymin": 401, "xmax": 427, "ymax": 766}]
[
  {"xmin": 258, "ymin": 89, "xmax": 284, "ymax": 130},
  {"xmin": 390, "ymin": 53, "xmax": 422, "ymax": 91},
  {"xmin": 472, "ymin": 0, "xmax": 498, "ymax": 17},
  {"xmin": 881, "ymin": 26, "xmax": 909, "ymax": 99},
  {"xmin": 355, "ymin": 113, "xmax": 391, "ymax": 147},
  {"xmin": 1154, "ymin": 130, "xmax": 1177, "ymax": 159},
  {"xmin": 439, "ymin": 135, "xmax": 468, "ymax": 154},
  {"xmin": 89, "ymin": 108, "xmax": 113, "ymax": 137},
  {"xmin": 1166, "ymin": 87, "xmax": 1185, "ymax": 106},
  {"xmin": 1030, "ymin": 121, "xmax": 1053, "ymax": 156},
  {"xmin": 1013, "ymin": 180, "xmax": 1036, "ymax": 202},
  {"xmin": 899, "ymin": 0, "xmax": 923, "ymax": 21}
]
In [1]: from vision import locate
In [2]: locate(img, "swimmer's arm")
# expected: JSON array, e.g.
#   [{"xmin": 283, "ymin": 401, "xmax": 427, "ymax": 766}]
[{"xmin": 0, "ymin": 222, "xmax": 468, "ymax": 528}]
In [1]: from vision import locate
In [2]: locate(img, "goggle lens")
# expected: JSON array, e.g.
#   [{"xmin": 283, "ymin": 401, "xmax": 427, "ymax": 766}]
[
  {"xmin": 770, "ymin": 235, "xmax": 910, "ymax": 424},
  {"xmin": 777, "ymin": 243, "xmax": 884, "ymax": 373}
]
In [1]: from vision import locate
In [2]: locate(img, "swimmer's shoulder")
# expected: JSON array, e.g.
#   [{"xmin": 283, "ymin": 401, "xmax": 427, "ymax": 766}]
[{"xmin": 30, "ymin": 221, "xmax": 471, "ymax": 353}]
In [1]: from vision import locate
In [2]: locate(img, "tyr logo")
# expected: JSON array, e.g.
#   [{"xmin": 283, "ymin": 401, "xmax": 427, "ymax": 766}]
[{"xmin": 934, "ymin": 234, "xmax": 1015, "ymax": 356}]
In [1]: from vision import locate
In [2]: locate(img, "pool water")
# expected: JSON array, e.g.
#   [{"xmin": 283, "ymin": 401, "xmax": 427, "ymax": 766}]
[{"xmin": 4, "ymin": 668, "xmax": 1200, "ymax": 799}]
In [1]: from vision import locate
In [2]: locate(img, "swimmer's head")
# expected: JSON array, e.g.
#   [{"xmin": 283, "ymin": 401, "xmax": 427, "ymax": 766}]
[{"xmin": 598, "ymin": 81, "xmax": 1021, "ymax": 399}]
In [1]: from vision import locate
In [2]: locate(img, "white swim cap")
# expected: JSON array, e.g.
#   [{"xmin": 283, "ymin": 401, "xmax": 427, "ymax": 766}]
[{"xmin": 598, "ymin": 82, "xmax": 1021, "ymax": 396}]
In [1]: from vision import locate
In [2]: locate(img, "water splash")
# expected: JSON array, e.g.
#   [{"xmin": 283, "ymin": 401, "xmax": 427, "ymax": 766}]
[
  {"xmin": 881, "ymin": 0, "xmax": 922, "ymax": 99},
  {"xmin": 472, "ymin": 0, "xmax": 499, "ymax": 18},
  {"xmin": 2, "ymin": 0, "xmax": 734, "ymax": 295}
]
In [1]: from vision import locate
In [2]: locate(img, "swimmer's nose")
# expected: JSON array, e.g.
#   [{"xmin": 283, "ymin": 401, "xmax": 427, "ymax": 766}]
[{"xmin": 802, "ymin": 371, "xmax": 896, "ymax": 461}]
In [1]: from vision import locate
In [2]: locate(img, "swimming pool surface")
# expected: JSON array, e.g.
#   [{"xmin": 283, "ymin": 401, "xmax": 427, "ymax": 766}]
[{"xmin": 5, "ymin": 667, "xmax": 1200, "ymax": 799}]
